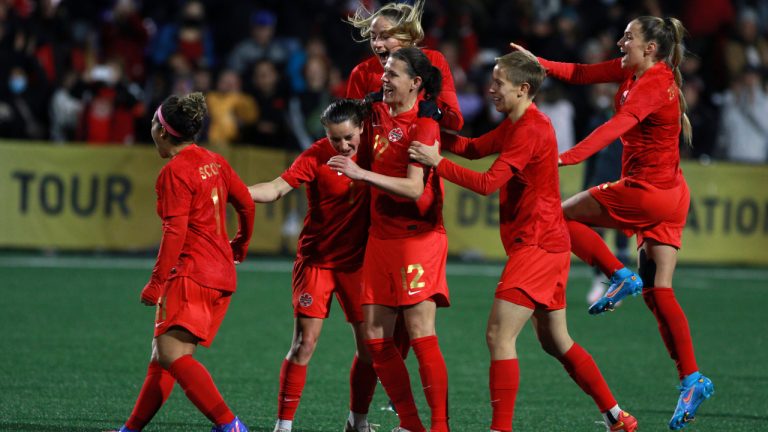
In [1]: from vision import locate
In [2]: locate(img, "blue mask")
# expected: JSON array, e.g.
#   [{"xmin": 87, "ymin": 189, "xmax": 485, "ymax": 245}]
[{"xmin": 9, "ymin": 76, "xmax": 27, "ymax": 94}]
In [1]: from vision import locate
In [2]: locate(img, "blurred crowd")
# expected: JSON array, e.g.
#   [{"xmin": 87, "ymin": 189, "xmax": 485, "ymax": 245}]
[{"xmin": 1, "ymin": 0, "xmax": 767, "ymax": 163}]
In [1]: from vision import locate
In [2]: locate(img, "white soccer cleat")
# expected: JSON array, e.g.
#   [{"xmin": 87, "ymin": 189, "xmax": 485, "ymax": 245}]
[{"xmin": 344, "ymin": 420, "xmax": 380, "ymax": 432}]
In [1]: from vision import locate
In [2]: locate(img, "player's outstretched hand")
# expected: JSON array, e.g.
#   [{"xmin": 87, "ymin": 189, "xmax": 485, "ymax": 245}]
[
  {"xmin": 327, "ymin": 155, "xmax": 366, "ymax": 180},
  {"xmin": 509, "ymin": 42, "xmax": 535, "ymax": 58},
  {"xmin": 408, "ymin": 139, "xmax": 442, "ymax": 167},
  {"xmin": 140, "ymin": 281, "xmax": 162, "ymax": 306}
]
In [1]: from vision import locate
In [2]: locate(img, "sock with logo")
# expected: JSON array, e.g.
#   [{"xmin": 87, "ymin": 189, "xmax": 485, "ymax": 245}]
[
  {"xmin": 567, "ymin": 220, "xmax": 624, "ymax": 277},
  {"xmin": 277, "ymin": 359, "xmax": 308, "ymax": 422},
  {"xmin": 365, "ymin": 338, "xmax": 425, "ymax": 432},
  {"xmin": 489, "ymin": 358, "xmax": 519, "ymax": 432},
  {"xmin": 642, "ymin": 287, "xmax": 699, "ymax": 379},
  {"xmin": 168, "ymin": 355, "xmax": 234, "ymax": 425},
  {"xmin": 558, "ymin": 343, "xmax": 616, "ymax": 411},
  {"xmin": 411, "ymin": 335, "xmax": 449, "ymax": 431},
  {"xmin": 125, "ymin": 361, "xmax": 176, "ymax": 430}
]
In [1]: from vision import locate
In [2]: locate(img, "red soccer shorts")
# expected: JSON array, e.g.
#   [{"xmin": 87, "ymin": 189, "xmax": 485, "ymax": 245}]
[
  {"xmin": 154, "ymin": 277, "xmax": 231, "ymax": 347},
  {"xmin": 590, "ymin": 176, "xmax": 690, "ymax": 248},
  {"xmin": 292, "ymin": 258, "xmax": 364, "ymax": 323},
  {"xmin": 495, "ymin": 246, "xmax": 569, "ymax": 311},
  {"xmin": 362, "ymin": 230, "xmax": 450, "ymax": 308}
]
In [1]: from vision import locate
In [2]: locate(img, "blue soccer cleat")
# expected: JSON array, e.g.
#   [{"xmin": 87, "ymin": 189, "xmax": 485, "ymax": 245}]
[
  {"xmin": 103, "ymin": 426, "xmax": 139, "ymax": 432},
  {"xmin": 669, "ymin": 372, "xmax": 714, "ymax": 430},
  {"xmin": 588, "ymin": 267, "xmax": 643, "ymax": 315},
  {"xmin": 211, "ymin": 416, "xmax": 249, "ymax": 432}
]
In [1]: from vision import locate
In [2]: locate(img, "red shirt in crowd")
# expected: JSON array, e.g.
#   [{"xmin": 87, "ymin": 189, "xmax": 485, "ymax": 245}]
[
  {"xmin": 540, "ymin": 58, "xmax": 683, "ymax": 189},
  {"xmin": 368, "ymin": 102, "xmax": 444, "ymax": 239},
  {"xmin": 438, "ymin": 104, "xmax": 570, "ymax": 254},
  {"xmin": 280, "ymin": 137, "xmax": 370, "ymax": 270}
]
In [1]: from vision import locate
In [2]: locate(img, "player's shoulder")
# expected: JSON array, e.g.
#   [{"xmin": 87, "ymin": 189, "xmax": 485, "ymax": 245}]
[
  {"xmin": 352, "ymin": 57, "xmax": 381, "ymax": 74},
  {"xmin": 421, "ymin": 48, "xmax": 447, "ymax": 63}
]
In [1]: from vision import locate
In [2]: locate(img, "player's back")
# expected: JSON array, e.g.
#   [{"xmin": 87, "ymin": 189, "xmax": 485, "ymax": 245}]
[{"xmin": 156, "ymin": 144, "xmax": 238, "ymax": 290}]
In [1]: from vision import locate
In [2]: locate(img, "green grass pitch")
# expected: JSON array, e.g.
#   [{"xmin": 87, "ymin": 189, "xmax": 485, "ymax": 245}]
[{"xmin": 1, "ymin": 256, "xmax": 766, "ymax": 431}]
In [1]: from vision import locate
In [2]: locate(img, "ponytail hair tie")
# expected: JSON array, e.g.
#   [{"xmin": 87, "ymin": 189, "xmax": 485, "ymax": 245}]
[{"xmin": 156, "ymin": 106, "xmax": 183, "ymax": 138}]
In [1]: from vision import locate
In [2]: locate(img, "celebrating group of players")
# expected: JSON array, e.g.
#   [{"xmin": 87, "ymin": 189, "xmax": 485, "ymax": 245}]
[{"xmin": 110, "ymin": 1, "xmax": 715, "ymax": 432}]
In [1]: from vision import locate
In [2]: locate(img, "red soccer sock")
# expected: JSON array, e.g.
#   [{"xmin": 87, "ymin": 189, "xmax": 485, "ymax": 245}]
[
  {"xmin": 365, "ymin": 338, "xmax": 425, "ymax": 432},
  {"xmin": 411, "ymin": 336, "xmax": 450, "ymax": 431},
  {"xmin": 489, "ymin": 359, "xmax": 519, "ymax": 432},
  {"xmin": 558, "ymin": 343, "xmax": 616, "ymax": 411},
  {"xmin": 277, "ymin": 359, "xmax": 308, "ymax": 420},
  {"xmin": 168, "ymin": 355, "xmax": 234, "ymax": 426},
  {"xmin": 567, "ymin": 220, "xmax": 624, "ymax": 277},
  {"xmin": 642, "ymin": 288, "xmax": 699, "ymax": 379},
  {"xmin": 125, "ymin": 361, "xmax": 175, "ymax": 430},
  {"xmin": 349, "ymin": 355, "xmax": 378, "ymax": 414},
  {"xmin": 393, "ymin": 312, "xmax": 412, "ymax": 359}
]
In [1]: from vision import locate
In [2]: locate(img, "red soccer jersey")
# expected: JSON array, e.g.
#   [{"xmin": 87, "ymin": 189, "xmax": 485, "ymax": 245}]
[
  {"xmin": 280, "ymin": 137, "xmax": 370, "ymax": 270},
  {"xmin": 154, "ymin": 144, "xmax": 254, "ymax": 292},
  {"xmin": 438, "ymin": 104, "xmax": 569, "ymax": 254},
  {"xmin": 368, "ymin": 102, "xmax": 444, "ymax": 239},
  {"xmin": 346, "ymin": 48, "xmax": 464, "ymax": 131},
  {"xmin": 541, "ymin": 58, "xmax": 683, "ymax": 188}
]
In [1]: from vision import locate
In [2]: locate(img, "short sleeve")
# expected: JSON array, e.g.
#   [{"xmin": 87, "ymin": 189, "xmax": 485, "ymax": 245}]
[
  {"xmin": 281, "ymin": 144, "xmax": 321, "ymax": 188},
  {"xmin": 156, "ymin": 165, "xmax": 193, "ymax": 218}
]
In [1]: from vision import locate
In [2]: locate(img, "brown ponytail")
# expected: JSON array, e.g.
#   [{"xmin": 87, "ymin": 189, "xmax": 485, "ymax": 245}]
[{"xmin": 636, "ymin": 16, "xmax": 692, "ymax": 147}]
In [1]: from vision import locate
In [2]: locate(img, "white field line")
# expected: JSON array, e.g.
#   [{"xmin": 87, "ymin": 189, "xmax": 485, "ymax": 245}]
[{"xmin": 0, "ymin": 256, "xmax": 767, "ymax": 281}]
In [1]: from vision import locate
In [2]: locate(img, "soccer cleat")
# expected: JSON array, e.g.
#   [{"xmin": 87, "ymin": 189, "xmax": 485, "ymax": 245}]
[
  {"xmin": 587, "ymin": 275, "xmax": 609, "ymax": 305},
  {"xmin": 589, "ymin": 268, "xmax": 642, "ymax": 315},
  {"xmin": 273, "ymin": 426, "xmax": 290, "ymax": 432},
  {"xmin": 606, "ymin": 411, "xmax": 638, "ymax": 431},
  {"xmin": 390, "ymin": 428, "xmax": 413, "ymax": 432},
  {"xmin": 211, "ymin": 416, "xmax": 249, "ymax": 432},
  {"xmin": 104, "ymin": 427, "xmax": 139, "ymax": 432},
  {"xmin": 669, "ymin": 372, "xmax": 714, "ymax": 430},
  {"xmin": 344, "ymin": 420, "xmax": 380, "ymax": 432}
]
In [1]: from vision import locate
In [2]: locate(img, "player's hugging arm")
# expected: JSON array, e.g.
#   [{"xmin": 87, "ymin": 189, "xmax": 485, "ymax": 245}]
[{"xmin": 327, "ymin": 155, "xmax": 425, "ymax": 201}]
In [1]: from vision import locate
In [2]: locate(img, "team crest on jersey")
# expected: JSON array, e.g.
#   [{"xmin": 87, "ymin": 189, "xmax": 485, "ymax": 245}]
[
  {"xmin": 388, "ymin": 128, "xmax": 404, "ymax": 142},
  {"xmin": 299, "ymin": 292, "xmax": 313, "ymax": 307}
]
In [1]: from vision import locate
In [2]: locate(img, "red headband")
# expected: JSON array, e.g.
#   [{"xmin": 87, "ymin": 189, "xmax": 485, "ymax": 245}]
[{"xmin": 156, "ymin": 106, "xmax": 183, "ymax": 138}]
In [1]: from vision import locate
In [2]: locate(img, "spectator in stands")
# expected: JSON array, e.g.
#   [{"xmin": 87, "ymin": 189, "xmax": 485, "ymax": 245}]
[
  {"xmin": 49, "ymin": 70, "xmax": 84, "ymax": 143},
  {"xmin": 100, "ymin": 0, "xmax": 149, "ymax": 83},
  {"xmin": 0, "ymin": 64, "xmax": 49, "ymax": 139},
  {"xmin": 718, "ymin": 66, "xmax": 768, "ymax": 163},
  {"xmin": 206, "ymin": 69, "xmax": 258, "ymax": 147},
  {"xmin": 288, "ymin": 55, "xmax": 333, "ymax": 150},
  {"xmin": 149, "ymin": 0, "xmax": 215, "ymax": 70},
  {"xmin": 243, "ymin": 59, "xmax": 292, "ymax": 148},
  {"xmin": 537, "ymin": 81, "xmax": 575, "ymax": 153},
  {"xmin": 227, "ymin": 9, "xmax": 297, "ymax": 76},
  {"xmin": 79, "ymin": 60, "xmax": 143, "ymax": 144},
  {"xmin": 723, "ymin": 7, "xmax": 768, "ymax": 84}
]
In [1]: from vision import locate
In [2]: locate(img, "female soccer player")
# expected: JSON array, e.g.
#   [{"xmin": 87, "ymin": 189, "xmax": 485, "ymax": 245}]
[
  {"xmin": 111, "ymin": 92, "xmax": 255, "ymax": 432},
  {"xmin": 247, "ymin": 99, "xmax": 377, "ymax": 432},
  {"xmin": 409, "ymin": 51, "xmax": 637, "ymax": 432},
  {"xmin": 346, "ymin": 0, "xmax": 463, "ymax": 132},
  {"xmin": 512, "ymin": 16, "xmax": 714, "ymax": 430},
  {"xmin": 329, "ymin": 47, "xmax": 449, "ymax": 432}
]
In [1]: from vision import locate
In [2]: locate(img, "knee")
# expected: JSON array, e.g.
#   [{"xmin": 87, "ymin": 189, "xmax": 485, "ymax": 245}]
[
  {"xmin": 406, "ymin": 320, "xmax": 434, "ymax": 340},
  {"xmin": 485, "ymin": 326, "xmax": 504, "ymax": 352},
  {"xmin": 289, "ymin": 333, "xmax": 319, "ymax": 363}
]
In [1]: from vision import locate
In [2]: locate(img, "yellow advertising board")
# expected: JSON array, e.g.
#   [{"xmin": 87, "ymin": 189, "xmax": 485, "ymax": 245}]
[{"xmin": 1, "ymin": 142, "xmax": 767, "ymax": 265}]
